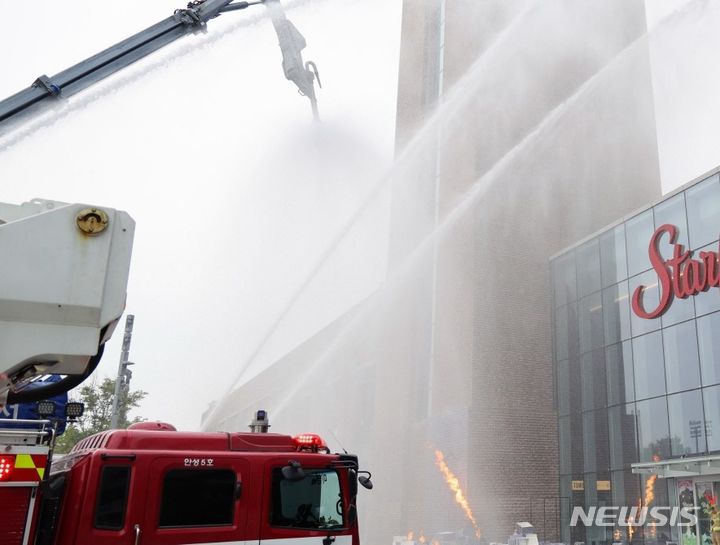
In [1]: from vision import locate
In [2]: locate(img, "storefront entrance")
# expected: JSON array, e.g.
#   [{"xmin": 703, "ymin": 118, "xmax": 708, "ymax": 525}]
[
  {"xmin": 675, "ymin": 478, "xmax": 720, "ymax": 545},
  {"xmin": 633, "ymin": 456, "xmax": 720, "ymax": 545}
]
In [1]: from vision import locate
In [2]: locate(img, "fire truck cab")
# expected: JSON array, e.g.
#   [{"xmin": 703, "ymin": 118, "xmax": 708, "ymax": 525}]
[{"xmin": 24, "ymin": 417, "xmax": 365, "ymax": 545}]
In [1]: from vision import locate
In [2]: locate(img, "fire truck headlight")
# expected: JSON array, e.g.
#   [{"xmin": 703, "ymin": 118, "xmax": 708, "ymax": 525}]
[
  {"xmin": 36, "ymin": 400, "xmax": 56, "ymax": 418},
  {"xmin": 64, "ymin": 402, "xmax": 85, "ymax": 420}
]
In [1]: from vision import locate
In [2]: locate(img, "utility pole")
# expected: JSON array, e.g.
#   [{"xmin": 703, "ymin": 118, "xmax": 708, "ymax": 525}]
[{"xmin": 110, "ymin": 315, "xmax": 135, "ymax": 429}]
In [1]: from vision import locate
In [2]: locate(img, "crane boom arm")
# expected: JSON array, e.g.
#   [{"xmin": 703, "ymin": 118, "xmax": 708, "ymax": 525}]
[{"xmin": 0, "ymin": 0, "xmax": 319, "ymax": 131}]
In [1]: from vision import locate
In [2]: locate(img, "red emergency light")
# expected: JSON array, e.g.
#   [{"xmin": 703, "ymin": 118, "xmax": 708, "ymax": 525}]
[
  {"xmin": 0, "ymin": 456, "xmax": 14, "ymax": 481},
  {"xmin": 292, "ymin": 434, "xmax": 328, "ymax": 453}
]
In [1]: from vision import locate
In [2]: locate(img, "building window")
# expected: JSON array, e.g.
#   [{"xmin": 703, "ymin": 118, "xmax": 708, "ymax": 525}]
[
  {"xmin": 583, "ymin": 472, "xmax": 611, "ymax": 545},
  {"xmin": 600, "ymin": 224, "xmax": 628, "ymax": 288},
  {"xmin": 577, "ymin": 239, "xmax": 602, "ymax": 298},
  {"xmin": 653, "ymin": 193, "xmax": 689, "ymax": 260},
  {"xmin": 632, "ymin": 331, "xmax": 666, "ymax": 400},
  {"xmin": 663, "ymin": 320, "xmax": 701, "ymax": 394},
  {"xmin": 159, "ymin": 469, "xmax": 235, "ymax": 528},
  {"xmin": 628, "ymin": 270, "xmax": 662, "ymax": 337},
  {"xmin": 634, "ymin": 397, "xmax": 671, "ymax": 462},
  {"xmin": 694, "ymin": 249, "xmax": 720, "ymax": 317},
  {"xmin": 555, "ymin": 303, "xmax": 579, "ymax": 361},
  {"xmin": 579, "ymin": 292, "xmax": 604, "ymax": 353},
  {"xmin": 560, "ymin": 476, "xmax": 572, "ymax": 545},
  {"xmin": 583, "ymin": 410, "xmax": 610, "ymax": 473},
  {"xmin": 661, "ymin": 288, "xmax": 696, "ymax": 328},
  {"xmin": 667, "ymin": 390, "xmax": 706, "ymax": 456},
  {"xmin": 698, "ymin": 312, "xmax": 720, "ymax": 386},
  {"xmin": 569, "ymin": 357, "xmax": 583, "ymax": 414},
  {"xmin": 606, "ymin": 341, "xmax": 635, "ymax": 406},
  {"xmin": 559, "ymin": 416, "xmax": 571, "ymax": 475},
  {"xmin": 702, "ymin": 385, "xmax": 720, "ymax": 452},
  {"xmin": 557, "ymin": 360, "xmax": 571, "ymax": 416},
  {"xmin": 686, "ymin": 174, "xmax": 720, "ymax": 249},
  {"xmin": 603, "ymin": 281, "xmax": 631, "ymax": 345},
  {"xmin": 611, "ymin": 469, "xmax": 641, "ymax": 510},
  {"xmin": 94, "ymin": 466, "xmax": 131, "ymax": 530},
  {"xmin": 626, "ymin": 210, "xmax": 655, "ymax": 277},
  {"xmin": 608, "ymin": 403, "xmax": 638, "ymax": 470},
  {"xmin": 554, "ymin": 251, "xmax": 577, "ymax": 307},
  {"xmin": 571, "ymin": 412, "xmax": 585, "ymax": 475},
  {"xmin": 581, "ymin": 349, "xmax": 607, "ymax": 411}
]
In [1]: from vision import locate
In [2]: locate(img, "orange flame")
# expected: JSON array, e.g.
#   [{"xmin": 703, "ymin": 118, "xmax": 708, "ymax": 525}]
[
  {"xmin": 645, "ymin": 475, "xmax": 657, "ymax": 506},
  {"xmin": 434, "ymin": 450, "xmax": 483, "ymax": 538},
  {"xmin": 645, "ymin": 475, "xmax": 658, "ymax": 537},
  {"xmin": 626, "ymin": 498, "xmax": 642, "ymax": 542}
]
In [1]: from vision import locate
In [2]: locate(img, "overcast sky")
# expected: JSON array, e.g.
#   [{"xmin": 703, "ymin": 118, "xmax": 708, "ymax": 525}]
[{"xmin": 0, "ymin": 0, "xmax": 402, "ymax": 430}]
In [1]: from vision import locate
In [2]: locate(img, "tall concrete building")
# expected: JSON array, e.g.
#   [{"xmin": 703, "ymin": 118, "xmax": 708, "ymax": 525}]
[
  {"xmin": 388, "ymin": 0, "xmax": 661, "ymax": 541},
  {"xmin": 205, "ymin": 2, "xmax": 663, "ymax": 543}
]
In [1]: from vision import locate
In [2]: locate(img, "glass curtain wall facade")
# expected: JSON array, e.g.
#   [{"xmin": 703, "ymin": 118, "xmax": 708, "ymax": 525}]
[{"xmin": 552, "ymin": 171, "xmax": 720, "ymax": 545}]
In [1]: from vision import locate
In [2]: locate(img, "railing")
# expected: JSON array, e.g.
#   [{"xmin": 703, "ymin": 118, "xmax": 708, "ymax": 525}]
[{"xmin": 0, "ymin": 419, "xmax": 53, "ymax": 446}]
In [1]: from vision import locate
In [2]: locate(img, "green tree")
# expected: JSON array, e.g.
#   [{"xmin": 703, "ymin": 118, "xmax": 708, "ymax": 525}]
[{"xmin": 55, "ymin": 378, "xmax": 147, "ymax": 454}]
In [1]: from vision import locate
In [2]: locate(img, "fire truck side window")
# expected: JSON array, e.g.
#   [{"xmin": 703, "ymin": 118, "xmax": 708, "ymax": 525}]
[
  {"xmin": 158, "ymin": 469, "xmax": 236, "ymax": 528},
  {"xmin": 271, "ymin": 469, "xmax": 344, "ymax": 529},
  {"xmin": 94, "ymin": 466, "xmax": 131, "ymax": 530}
]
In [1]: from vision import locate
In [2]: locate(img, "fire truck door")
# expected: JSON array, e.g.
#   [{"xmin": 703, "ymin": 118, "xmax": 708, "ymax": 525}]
[
  {"xmin": 82, "ymin": 456, "xmax": 148, "ymax": 545},
  {"xmin": 137, "ymin": 456, "xmax": 250, "ymax": 545}
]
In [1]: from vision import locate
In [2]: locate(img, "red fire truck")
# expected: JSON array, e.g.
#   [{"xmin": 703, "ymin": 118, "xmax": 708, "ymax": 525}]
[
  {"xmin": 0, "ymin": 411, "xmax": 372, "ymax": 545},
  {"xmin": 0, "ymin": 198, "xmax": 371, "ymax": 544}
]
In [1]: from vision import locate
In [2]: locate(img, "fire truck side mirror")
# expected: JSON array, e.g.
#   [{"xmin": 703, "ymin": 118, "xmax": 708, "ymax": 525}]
[
  {"xmin": 281, "ymin": 460, "xmax": 305, "ymax": 482},
  {"xmin": 358, "ymin": 471, "xmax": 373, "ymax": 490}
]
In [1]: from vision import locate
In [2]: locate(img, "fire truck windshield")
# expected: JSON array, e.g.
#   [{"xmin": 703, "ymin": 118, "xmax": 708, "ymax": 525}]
[{"xmin": 271, "ymin": 469, "xmax": 344, "ymax": 530}]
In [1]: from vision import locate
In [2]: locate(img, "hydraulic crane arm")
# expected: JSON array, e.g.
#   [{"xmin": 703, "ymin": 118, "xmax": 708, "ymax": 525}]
[{"xmin": 0, "ymin": 0, "xmax": 320, "ymax": 131}]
